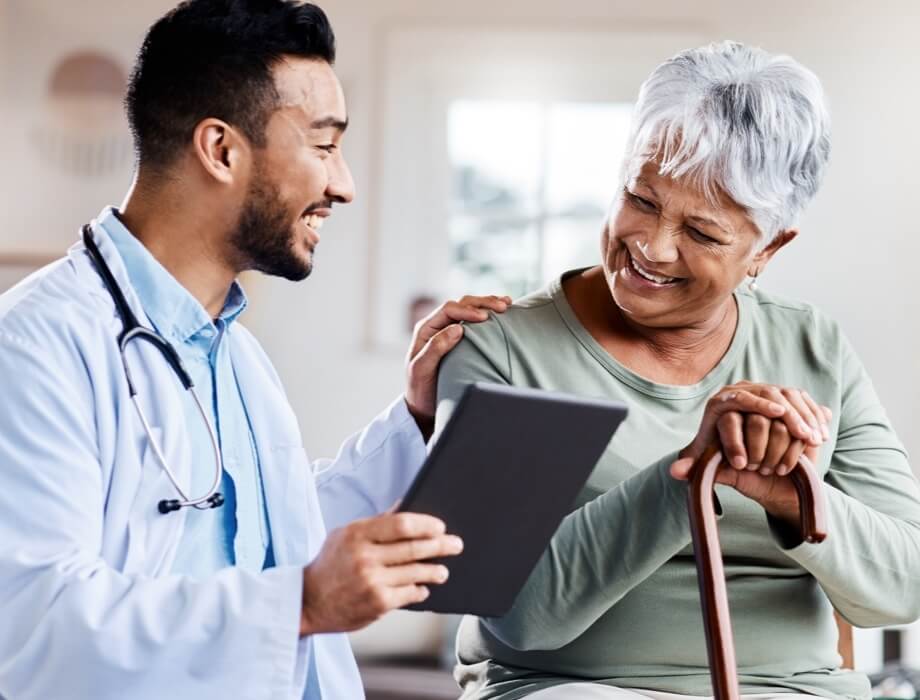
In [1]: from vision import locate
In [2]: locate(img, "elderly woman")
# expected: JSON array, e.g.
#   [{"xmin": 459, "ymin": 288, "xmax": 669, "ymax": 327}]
[{"xmin": 436, "ymin": 41, "xmax": 920, "ymax": 700}]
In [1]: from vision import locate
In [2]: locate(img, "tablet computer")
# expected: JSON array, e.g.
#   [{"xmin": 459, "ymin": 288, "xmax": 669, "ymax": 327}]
[{"xmin": 399, "ymin": 382, "xmax": 628, "ymax": 616}]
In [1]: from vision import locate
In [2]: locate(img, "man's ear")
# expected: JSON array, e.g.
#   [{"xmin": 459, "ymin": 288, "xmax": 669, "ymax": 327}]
[
  {"xmin": 749, "ymin": 228, "xmax": 798, "ymax": 276},
  {"xmin": 191, "ymin": 118, "xmax": 249, "ymax": 185}
]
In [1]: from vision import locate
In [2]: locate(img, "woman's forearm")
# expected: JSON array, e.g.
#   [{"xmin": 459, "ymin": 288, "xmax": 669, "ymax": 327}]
[{"xmin": 483, "ymin": 450, "xmax": 694, "ymax": 650}]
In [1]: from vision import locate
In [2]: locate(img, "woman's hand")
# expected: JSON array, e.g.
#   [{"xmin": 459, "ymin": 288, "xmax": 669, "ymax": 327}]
[
  {"xmin": 713, "ymin": 382, "xmax": 830, "ymax": 474},
  {"xmin": 672, "ymin": 382, "xmax": 826, "ymax": 474},
  {"xmin": 671, "ymin": 381, "xmax": 833, "ymax": 528}
]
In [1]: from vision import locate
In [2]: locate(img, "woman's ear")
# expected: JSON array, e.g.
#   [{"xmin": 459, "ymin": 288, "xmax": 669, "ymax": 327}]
[
  {"xmin": 749, "ymin": 229, "xmax": 798, "ymax": 276},
  {"xmin": 191, "ymin": 118, "xmax": 249, "ymax": 185}
]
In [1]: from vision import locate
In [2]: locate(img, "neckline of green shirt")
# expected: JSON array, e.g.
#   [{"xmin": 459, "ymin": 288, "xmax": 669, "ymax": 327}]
[{"xmin": 547, "ymin": 270, "xmax": 755, "ymax": 401}]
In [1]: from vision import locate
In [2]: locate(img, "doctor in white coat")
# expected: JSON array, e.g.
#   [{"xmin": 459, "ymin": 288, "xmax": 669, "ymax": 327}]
[{"xmin": 0, "ymin": 1, "xmax": 510, "ymax": 698}]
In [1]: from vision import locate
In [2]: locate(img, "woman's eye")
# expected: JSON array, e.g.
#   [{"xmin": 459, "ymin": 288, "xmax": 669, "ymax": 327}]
[
  {"xmin": 627, "ymin": 192, "xmax": 656, "ymax": 211},
  {"xmin": 317, "ymin": 144, "xmax": 336, "ymax": 153},
  {"xmin": 687, "ymin": 226, "xmax": 719, "ymax": 245}
]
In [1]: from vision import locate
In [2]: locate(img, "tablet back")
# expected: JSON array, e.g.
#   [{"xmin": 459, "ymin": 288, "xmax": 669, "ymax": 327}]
[{"xmin": 399, "ymin": 382, "xmax": 628, "ymax": 616}]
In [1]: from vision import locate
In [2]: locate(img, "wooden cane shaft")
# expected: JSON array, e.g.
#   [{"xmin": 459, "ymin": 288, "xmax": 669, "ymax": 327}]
[{"xmin": 689, "ymin": 446, "xmax": 827, "ymax": 700}]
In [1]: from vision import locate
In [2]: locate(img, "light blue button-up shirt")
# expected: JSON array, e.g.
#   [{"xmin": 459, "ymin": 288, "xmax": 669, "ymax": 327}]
[{"xmin": 101, "ymin": 209, "xmax": 273, "ymax": 575}]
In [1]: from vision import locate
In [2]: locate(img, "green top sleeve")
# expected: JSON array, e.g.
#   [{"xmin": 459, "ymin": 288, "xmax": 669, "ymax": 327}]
[
  {"xmin": 769, "ymin": 328, "xmax": 920, "ymax": 626},
  {"xmin": 437, "ymin": 317, "xmax": 696, "ymax": 651}
]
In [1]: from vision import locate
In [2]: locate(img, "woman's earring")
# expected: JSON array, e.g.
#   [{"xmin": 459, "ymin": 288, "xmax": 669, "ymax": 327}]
[{"xmin": 748, "ymin": 271, "xmax": 760, "ymax": 291}]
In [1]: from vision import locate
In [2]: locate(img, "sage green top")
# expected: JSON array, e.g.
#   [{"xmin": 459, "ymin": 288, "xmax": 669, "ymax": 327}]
[{"xmin": 435, "ymin": 272, "xmax": 920, "ymax": 700}]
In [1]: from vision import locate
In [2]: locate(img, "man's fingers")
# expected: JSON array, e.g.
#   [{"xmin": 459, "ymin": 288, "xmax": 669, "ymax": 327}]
[
  {"xmin": 376, "ymin": 534, "xmax": 464, "ymax": 565},
  {"xmin": 457, "ymin": 294, "xmax": 512, "ymax": 311},
  {"xmin": 382, "ymin": 562, "xmax": 451, "ymax": 587},
  {"xmin": 408, "ymin": 324, "xmax": 464, "ymax": 381},
  {"xmin": 369, "ymin": 512, "xmax": 447, "ymax": 543},
  {"xmin": 410, "ymin": 297, "xmax": 509, "ymax": 356},
  {"xmin": 716, "ymin": 412, "xmax": 747, "ymax": 469},
  {"xmin": 390, "ymin": 584, "xmax": 431, "ymax": 609}
]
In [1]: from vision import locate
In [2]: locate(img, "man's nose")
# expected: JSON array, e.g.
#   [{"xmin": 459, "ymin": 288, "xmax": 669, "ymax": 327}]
[{"xmin": 326, "ymin": 154, "xmax": 355, "ymax": 204}]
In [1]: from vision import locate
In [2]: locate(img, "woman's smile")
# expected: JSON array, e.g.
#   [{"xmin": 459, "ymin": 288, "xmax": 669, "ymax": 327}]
[{"xmin": 619, "ymin": 249, "xmax": 685, "ymax": 292}]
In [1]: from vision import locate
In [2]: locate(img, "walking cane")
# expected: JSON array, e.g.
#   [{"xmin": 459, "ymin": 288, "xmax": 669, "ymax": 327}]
[{"xmin": 688, "ymin": 445, "xmax": 827, "ymax": 700}]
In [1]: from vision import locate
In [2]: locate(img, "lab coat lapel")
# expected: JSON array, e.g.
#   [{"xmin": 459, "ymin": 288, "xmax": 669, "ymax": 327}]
[{"xmin": 70, "ymin": 221, "xmax": 193, "ymax": 574}]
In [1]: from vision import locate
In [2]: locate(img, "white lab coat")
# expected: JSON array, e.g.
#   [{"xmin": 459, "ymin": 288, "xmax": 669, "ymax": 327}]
[{"xmin": 0, "ymin": 219, "xmax": 427, "ymax": 699}]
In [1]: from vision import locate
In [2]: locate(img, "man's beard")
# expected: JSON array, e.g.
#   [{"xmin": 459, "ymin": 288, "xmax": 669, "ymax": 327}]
[{"xmin": 229, "ymin": 170, "xmax": 312, "ymax": 282}]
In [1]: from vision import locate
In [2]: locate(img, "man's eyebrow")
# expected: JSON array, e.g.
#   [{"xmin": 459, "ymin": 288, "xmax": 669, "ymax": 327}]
[{"xmin": 310, "ymin": 115, "xmax": 349, "ymax": 132}]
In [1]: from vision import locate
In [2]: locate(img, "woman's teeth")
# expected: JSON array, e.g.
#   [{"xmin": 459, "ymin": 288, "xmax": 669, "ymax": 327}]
[
  {"xmin": 303, "ymin": 214, "xmax": 324, "ymax": 230},
  {"xmin": 629, "ymin": 254, "xmax": 679, "ymax": 284}
]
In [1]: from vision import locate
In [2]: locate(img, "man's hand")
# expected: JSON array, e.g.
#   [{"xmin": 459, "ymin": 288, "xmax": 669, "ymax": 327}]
[
  {"xmin": 299, "ymin": 512, "xmax": 464, "ymax": 636},
  {"xmin": 405, "ymin": 295, "xmax": 511, "ymax": 438}
]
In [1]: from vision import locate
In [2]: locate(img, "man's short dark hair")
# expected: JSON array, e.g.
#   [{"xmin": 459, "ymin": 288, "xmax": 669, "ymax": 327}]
[{"xmin": 125, "ymin": 0, "xmax": 336, "ymax": 170}]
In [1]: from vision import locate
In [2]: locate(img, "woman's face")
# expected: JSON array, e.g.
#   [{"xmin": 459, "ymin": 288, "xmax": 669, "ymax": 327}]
[{"xmin": 602, "ymin": 160, "xmax": 781, "ymax": 329}]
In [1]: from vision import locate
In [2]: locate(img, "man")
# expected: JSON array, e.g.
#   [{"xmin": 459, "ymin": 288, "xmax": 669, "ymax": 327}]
[{"xmin": 0, "ymin": 1, "xmax": 509, "ymax": 698}]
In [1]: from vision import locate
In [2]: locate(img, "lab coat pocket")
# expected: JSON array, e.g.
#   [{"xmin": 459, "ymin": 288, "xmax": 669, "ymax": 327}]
[{"xmin": 124, "ymin": 427, "xmax": 185, "ymax": 575}]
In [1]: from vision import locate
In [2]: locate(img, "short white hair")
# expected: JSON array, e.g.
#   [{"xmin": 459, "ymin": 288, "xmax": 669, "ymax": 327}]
[{"xmin": 622, "ymin": 40, "xmax": 831, "ymax": 244}]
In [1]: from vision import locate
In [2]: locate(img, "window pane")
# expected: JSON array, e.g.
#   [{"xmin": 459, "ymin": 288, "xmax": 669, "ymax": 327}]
[
  {"xmin": 448, "ymin": 100, "xmax": 543, "ymax": 216},
  {"xmin": 449, "ymin": 215, "xmax": 541, "ymax": 299},
  {"xmin": 545, "ymin": 102, "xmax": 633, "ymax": 216},
  {"xmin": 446, "ymin": 99, "xmax": 633, "ymax": 298},
  {"xmin": 542, "ymin": 217, "xmax": 604, "ymax": 282}
]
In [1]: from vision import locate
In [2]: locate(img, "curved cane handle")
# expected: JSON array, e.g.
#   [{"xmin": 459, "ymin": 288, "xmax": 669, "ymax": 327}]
[{"xmin": 688, "ymin": 445, "xmax": 827, "ymax": 700}]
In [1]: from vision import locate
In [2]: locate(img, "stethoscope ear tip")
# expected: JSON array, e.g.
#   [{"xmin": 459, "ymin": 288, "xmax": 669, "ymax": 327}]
[{"xmin": 208, "ymin": 493, "xmax": 225, "ymax": 509}]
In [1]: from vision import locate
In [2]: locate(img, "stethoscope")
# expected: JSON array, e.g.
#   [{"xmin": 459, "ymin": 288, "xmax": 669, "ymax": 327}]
[{"xmin": 82, "ymin": 225, "xmax": 225, "ymax": 515}]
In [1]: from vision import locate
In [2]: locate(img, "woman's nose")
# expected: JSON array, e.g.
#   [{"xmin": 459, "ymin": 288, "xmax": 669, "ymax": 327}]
[{"xmin": 638, "ymin": 228, "xmax": 679, "ymax": 264}]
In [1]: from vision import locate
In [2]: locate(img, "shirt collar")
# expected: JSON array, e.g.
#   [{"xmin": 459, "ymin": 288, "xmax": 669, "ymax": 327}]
[{"xmin": 97, "ymin": 206, "xmax": 248, "ymax": 345}]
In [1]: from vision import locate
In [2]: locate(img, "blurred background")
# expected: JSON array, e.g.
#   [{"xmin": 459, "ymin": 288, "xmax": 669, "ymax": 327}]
[{"xmin": 1, "ymin": 0, "xmax": 918, "ymax": 697}]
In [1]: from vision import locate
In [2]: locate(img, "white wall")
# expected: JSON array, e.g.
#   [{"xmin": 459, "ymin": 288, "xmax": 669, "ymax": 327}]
[{"xmin": 1, "ymin": 0, "xmax": 915, "ymax": 462}]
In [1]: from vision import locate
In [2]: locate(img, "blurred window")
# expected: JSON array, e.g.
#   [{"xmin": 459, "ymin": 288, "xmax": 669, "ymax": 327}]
[{"xmin": 447, "ymin": 100, "xmax": 634, "ymax": 298}]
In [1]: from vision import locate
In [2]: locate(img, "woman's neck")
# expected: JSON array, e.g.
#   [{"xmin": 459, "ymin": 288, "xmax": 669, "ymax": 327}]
[{"xmin": 564, "ymin": 267, "xmax": 739, "ymax": 385}]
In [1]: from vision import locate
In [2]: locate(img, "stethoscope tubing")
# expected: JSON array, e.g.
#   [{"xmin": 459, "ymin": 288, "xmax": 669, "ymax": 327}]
[{"xmin": 82, "ymin": 223, "xmax": 225, "ymax": 515}]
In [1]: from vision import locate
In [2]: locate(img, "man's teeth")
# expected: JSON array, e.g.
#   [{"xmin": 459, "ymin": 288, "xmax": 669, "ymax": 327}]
[
  {"xmin": 630, "ymin": 255, "xmax": 678, "ymax": 284},
  {"xmin": 303, "ymin": 214, "xmax": 324, "ymax": 230}
]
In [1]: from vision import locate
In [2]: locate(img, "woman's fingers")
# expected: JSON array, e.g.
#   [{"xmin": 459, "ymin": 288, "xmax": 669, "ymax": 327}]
[
  {"xmin": 802, "ymin": 391, "xmax": 830, "ymax": 440},
  {"xmin": 677, "ymin": 384, "xmax": 832, "ymax": 481},
  {"xmin": 759, "ymin": 386, "xmax": 822, "ymax": 445},
  {"xmin": 716, "ymin": 412, "xmax": 747, "ymax": 469},
  {"xmin": 781, "ymin": 388, "xmax": 823, "ymax": 444},
  {"xmin": 679, "ymin": 389, "xmax": 785, "ymax": 468},
  {"xmin": 760, "ymin": 420, "xmax": 792, "ymax": 474},
  {"xmin": 743, "ymin": 413, "xmax": 772, "ymax": 470},
  {"xmin": 776, "ymin": 439, "xmax": 807, "ymax": 477}
]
